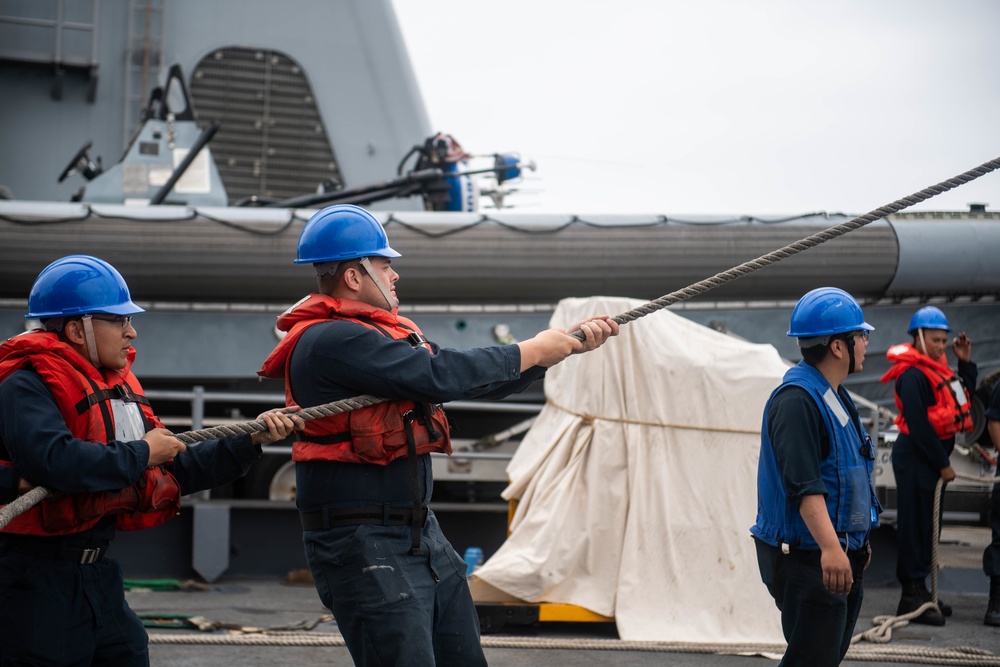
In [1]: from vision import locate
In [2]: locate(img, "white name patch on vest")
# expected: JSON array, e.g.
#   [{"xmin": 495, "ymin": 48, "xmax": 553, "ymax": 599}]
[
  {"xmin": 823, "ymin": 388, "xmax": 850, "ymax": 427},
  {"xmin": 112, "ymin": 399, "xmax": 146, "ymax": 442},
  {"xmin": 950, "ymin": 380, "xmax": 968, "ymax": 406}
]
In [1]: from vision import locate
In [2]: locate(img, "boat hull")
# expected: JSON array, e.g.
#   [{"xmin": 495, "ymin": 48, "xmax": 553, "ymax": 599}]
[{"xmin": 5, "ymin": 203, "xmax": 974, "ymax": 305}]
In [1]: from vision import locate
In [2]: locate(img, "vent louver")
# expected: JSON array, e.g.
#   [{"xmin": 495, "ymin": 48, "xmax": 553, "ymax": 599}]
[{"xmin": 190, "ymin": 47, "xmax": 342, "ymax": 204}]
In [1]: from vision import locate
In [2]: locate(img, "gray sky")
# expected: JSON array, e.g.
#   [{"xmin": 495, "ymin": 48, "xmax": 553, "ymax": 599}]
[{"xmin": 392, "ymin": 0, "xmax": 1000, "ymax": 215}]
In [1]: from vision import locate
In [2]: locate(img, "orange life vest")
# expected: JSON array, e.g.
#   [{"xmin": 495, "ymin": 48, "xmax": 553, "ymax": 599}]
[
  {"xmin": 881, "ymin": 342, "xmax": 973, "ymax": 439},
  {"xmin": 0, "ymin": 330, "xmax": 181, "ymax": 536},
  {"xmin": 258, "ymin": 294, "xmax": 451, "ymax": 464}
]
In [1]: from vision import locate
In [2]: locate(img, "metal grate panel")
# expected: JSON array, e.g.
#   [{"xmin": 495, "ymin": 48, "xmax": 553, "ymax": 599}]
[{"xmin": 190, "ymin": 47, "xmax": 342, "ymax": 204}]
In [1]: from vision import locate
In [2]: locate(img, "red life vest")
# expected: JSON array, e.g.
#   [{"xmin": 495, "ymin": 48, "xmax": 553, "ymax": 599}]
[
  {"xmin": 880, "ymin": 342, "xmax": 973, "ymax": 439},
  {"xmin": 0, "ymin": 330, "xmax": 181, "ymax": 536},
  {"xmin": 258, "ymin": 294, "xmax": 451, "ymax": 464}
]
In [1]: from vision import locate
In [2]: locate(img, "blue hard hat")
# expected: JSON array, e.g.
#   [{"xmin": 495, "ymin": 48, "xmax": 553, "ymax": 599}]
[
  {"xmin": 26, "ymin": 255, "xmax": 144, "ymax": 319},
  {"xmin": 907, "ymin": 306, "xmax": 950, "ymax": 334},
  {"xmin": 787, "ymin": 287, "xmax": 874, "ymax": 339},
  {"xmin": 295, "ymin": 204, "xmax": 400, "ymax": 264}
]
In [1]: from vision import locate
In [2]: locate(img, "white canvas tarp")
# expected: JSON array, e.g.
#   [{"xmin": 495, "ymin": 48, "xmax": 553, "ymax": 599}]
[{"xmin": 470, "ymin": 296, "xmax": 788, "ymax": 644}]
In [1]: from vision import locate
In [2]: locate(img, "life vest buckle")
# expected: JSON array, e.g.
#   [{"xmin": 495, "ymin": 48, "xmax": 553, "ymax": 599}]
[
  {"xmin": 405, "ymin": 332, "xmax": 428, "ymax": 348},
  {"xmin": 113, "ymin": 384, "xmax": 136, "ymax": 402}
]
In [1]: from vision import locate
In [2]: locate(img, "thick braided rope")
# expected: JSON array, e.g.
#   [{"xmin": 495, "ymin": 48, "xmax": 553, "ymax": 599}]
[
  {"xmin": 853, "ymin": 478, "xmax": 946, "ymax": 645},
  {"xmin": 0, "ymin": 396, "xmax": 391, "ymax": 529},
  {"xmin": 2, "ymin": 156, "xmax": 999, "ymax": 529},
  {"xmin": 172, "ymin": 394, "xmax": 388, "ymax": 444},
  {"xmin": 575, "ymin": 155, "xmax": 1000, "ymax": 337},
  {"xmin": 0, "ymin": 486, "xmax": 50, "ymax": 530}
]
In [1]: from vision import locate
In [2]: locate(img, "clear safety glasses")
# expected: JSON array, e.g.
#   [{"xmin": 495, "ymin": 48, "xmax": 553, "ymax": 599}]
[{"xmin": 86, "ymin": 314, "xmax": 134, "ymax": 329}]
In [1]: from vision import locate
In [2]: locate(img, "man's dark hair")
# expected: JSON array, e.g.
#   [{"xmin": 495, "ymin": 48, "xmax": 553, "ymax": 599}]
[
  {"xmin": 317, "ymin": 258, "xmax": 364, "ymax": 293},
  {"xmin": 40, "ymin": 316, "xmax": 80, "ymax": 334},
  {"xmin": 800, "ymin": 343, "xmax": 828, "ymax": 366},
  {"xmin": 801, "ymin": 334, "xmax": 852, "ymax": 366}
]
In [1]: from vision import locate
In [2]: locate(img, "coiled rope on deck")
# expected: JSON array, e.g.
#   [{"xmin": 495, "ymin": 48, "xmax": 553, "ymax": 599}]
[
  {"xmin": 852, "ymin": 471, "xmax": 1000, "ymax": 647},
  {"xmin": 1, "ymin": 155, "xmax": 999, "ymax": 526}
]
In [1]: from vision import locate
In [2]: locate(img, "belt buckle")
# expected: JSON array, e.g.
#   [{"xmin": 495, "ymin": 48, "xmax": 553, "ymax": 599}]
[{"xmin": 79, "ymin": 547, "xmax": 101, "ymax": 564}]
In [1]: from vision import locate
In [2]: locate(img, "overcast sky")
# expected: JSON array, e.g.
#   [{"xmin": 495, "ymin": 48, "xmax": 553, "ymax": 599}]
[{"xmin": 391, "ymin": 0, "xmax": 1000, "ymax": 216}]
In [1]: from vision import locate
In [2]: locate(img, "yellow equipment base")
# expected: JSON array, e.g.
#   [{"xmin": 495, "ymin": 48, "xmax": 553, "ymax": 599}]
[
  {"xmin": 473, "ymin": 499, "xmax": 616, "ymax": 631},
  {"xmin": 475, "ymin": 601, "xmax": 614, "ymax": 633}
]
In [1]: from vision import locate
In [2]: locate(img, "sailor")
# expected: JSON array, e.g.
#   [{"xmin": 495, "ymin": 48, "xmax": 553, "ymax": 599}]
[
  {"xmin": 0, "ymin": 255, "xmax": 301, "ymax": 666},
  {"xmin": 881, "ymin": 306, "xmax": 976, "ymax": 625},
  {"xmin": 984, "ymin": 380, "xmax": 1000, "ymax": 627},
  {"xmin": 751, "ymin": 287, "xmax": 879, "ymax": 667},
  {"xmin": 258, "ymin": 204, "xmax": 618, "ymax": 667}
]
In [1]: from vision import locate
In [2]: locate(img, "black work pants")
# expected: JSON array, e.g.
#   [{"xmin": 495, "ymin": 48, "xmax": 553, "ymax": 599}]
[
  {"xmin": 985, "ymin": 467, "xmax": 1000, "ymax": 578},
  {"xmin": 0, "ymin": 552, "xmax": 148, "ymax": 666},
  {"xmin": 755, "ymin": 539, "xmax": 867, "ymax": 667},
  {"xmin": 892, "ymin": 436, "xmax": 949, "ymax": 581},
  {"xmin": 305, "ymin": 511, "xmax": 488, "ymax": 667}
]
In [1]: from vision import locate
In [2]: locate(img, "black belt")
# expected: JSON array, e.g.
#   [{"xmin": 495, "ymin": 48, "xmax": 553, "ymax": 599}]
[
  {"xmin": 299, "ymin": 505, "xmax": 429, "ymax": 532},
  {"xmin": 0, "ymin": 534, "xmax": 109, "ymax": 564},
  {"xmin": 766, "ymin": 536, "xmax": 870, "ymax": 557},
  {"xmin": 778, "ymin": 543, "xmax": 871, "ymax": 563}
]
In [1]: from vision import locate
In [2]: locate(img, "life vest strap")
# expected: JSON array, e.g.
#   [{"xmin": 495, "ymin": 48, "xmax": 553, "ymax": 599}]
[
  {"xmin": 74, "ymin": 384, "xmax": 151, "ymax": 416},
  {"xmin": 402, "ymin": 410, "xmax": 424, "ymax": 556}
]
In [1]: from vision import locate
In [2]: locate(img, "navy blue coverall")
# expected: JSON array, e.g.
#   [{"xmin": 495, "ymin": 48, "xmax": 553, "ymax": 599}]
[
  {"xmin": 289, "ymin": 320, "xmax": 545, "ymax": 667},
  {"xmin": 890, "ymin": 360, "xmax": 977, "ymax": 582},
  {"xmin": 984, "ymin": 382, "xmax": 1000, "ymax": 580}
]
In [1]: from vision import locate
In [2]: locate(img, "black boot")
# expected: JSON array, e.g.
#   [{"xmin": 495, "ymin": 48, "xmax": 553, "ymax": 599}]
[
  {"xmin": 986, "ymin": 577, "xmax": 1000, "ymax": 627},
  {"xmin": 937, "ymin": 597, "xmax": 953, "ymax": 617},
  {"xmin": 897, "ymin": 579, "xmax": 945, "ymax": 626}
]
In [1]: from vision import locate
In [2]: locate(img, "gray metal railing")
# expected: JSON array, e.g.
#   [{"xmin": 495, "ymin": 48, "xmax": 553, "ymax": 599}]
[{"xmin": 144, "ymin": 387, "xmax": 541, "ymax": 461}]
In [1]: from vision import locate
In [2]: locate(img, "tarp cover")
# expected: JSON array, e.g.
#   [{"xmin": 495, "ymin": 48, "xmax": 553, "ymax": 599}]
[{"xmin": 470, "ymin": 296, "xmax": 787, "ymax": 644}]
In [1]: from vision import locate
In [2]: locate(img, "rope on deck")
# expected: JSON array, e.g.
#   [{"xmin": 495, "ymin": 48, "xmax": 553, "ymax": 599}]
[
  {"xmin": 140, "ymin": 474, "xmax": 1000, "ymax": 662},
  {"xmin": 851, "ymin": 471, "xmax": 999, "ymax": 648},
  {"xmin": 145, "ymin": 630, "xmax": 1000, "ymax": 664}
]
